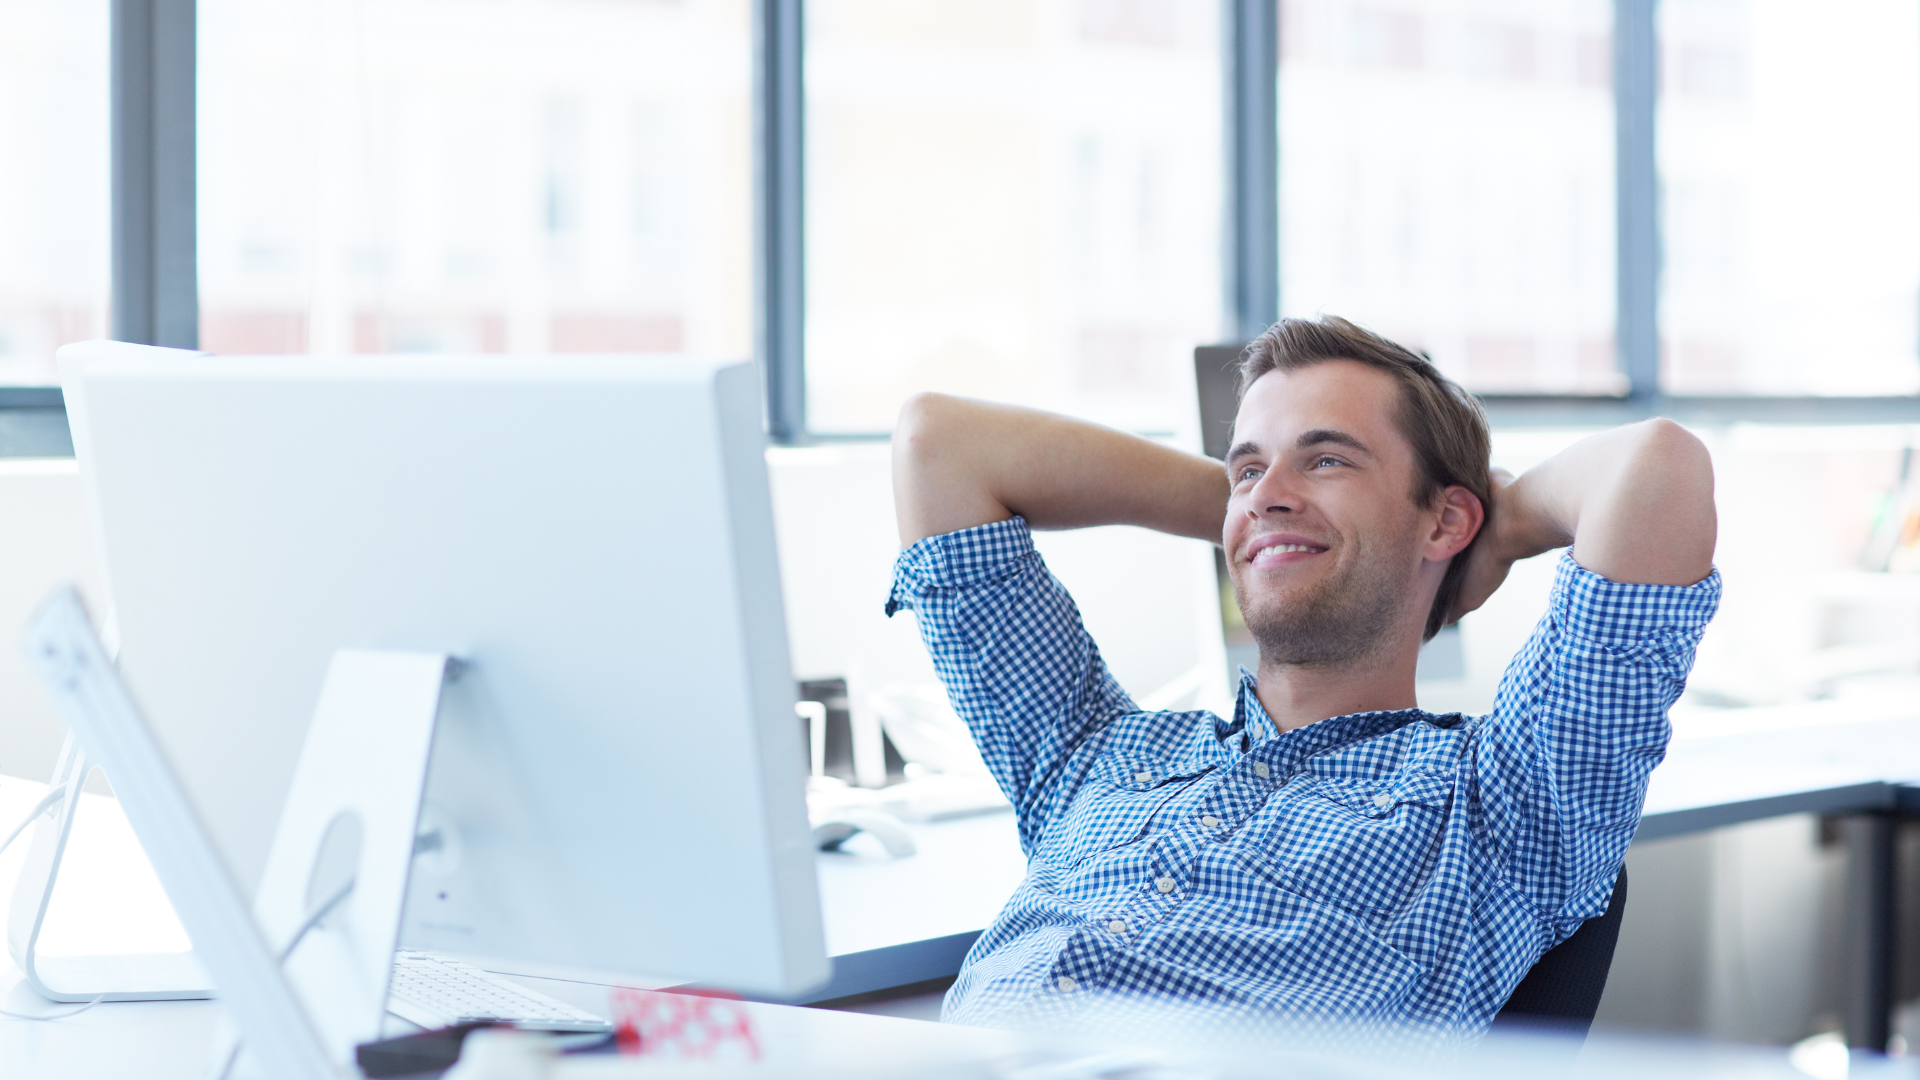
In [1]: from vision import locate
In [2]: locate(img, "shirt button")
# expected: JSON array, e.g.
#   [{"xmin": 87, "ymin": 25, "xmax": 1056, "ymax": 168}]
[
  {"xmin": 1133, "ymin": 770, "xmax": 1154, "ymax": 783},
  {"xmin": 1200, "ymin": 814, "xmax": 1221, "ymax": 828},
  {"xmin": 1106, "ymin": 919, "xmax": 1128, "ymax": 934},
  {"xmin": 1372, "ymin": 793, "xmax": 1393, "ymax": 809},
  {"xmin": 1155, "ymin": 876, "xmax": 1176, "ymax": 894},
  {"xmin": 1253, "ymin": 762, "xmax": 1271, "ymax": 779},
  {"xmin": 1056, "ymin": 976, "xmax": 1077, "ymax": 992}
]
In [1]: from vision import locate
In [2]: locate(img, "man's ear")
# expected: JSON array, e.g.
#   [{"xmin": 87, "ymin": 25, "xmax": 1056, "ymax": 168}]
[{"xmin": 1425, "ymin": 485, "xmax": 1484, "ymax": 563}]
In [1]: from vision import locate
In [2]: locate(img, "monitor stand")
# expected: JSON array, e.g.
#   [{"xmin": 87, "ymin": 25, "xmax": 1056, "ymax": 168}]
[
  {"xmin": 7, "ymin": 646, "xmax": 450, "ymax": 1025},
  {"xmin": 250, "ymin": 647, "xmax": 450, "ymax": 1066},
  {"xmin": 21, "ymin": 587, "xmax": 453, "ymax": 1075},
  {"xmin": 21, "ymin": 586, "xmax": 337, "ymax": 1079},
  {"xmin": 6, "ymin": 734, "xmax": 214, "ymax": 1002}
]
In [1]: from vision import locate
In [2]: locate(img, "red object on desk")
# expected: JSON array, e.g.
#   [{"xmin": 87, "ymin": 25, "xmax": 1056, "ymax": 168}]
[{"xmin": 610, "ymin": 987, "xmax": 761, "ymax": 1062}]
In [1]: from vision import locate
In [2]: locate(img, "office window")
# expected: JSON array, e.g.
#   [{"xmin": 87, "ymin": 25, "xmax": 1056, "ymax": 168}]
[
  {"xmin": 803, "ymin": 0, "xmax": 1226, "ymax": 435},
  {"xmin": 1277, "ymin": 0, "xmax": 1619, "ymax": 395},
  {"xmin": 197, "ymin": 0, "xmax": 752, "ymax": 360},
  {"xmin": 0, "ymin": 0, "xmax": 110, "ymax": 385},
  {"xmin": 1657, "ymin": 0, "xmax": 1920, "ymax": 396}
]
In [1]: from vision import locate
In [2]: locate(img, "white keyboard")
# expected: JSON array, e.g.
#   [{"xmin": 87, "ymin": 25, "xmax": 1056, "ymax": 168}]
[{"xmin": 387, "ymin": 950, "xmax": 612, "ymax": 1033}]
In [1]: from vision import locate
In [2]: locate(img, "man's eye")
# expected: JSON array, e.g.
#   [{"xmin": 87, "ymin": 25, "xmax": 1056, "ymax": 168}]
[
  {"xmin": 1237, "ymin": 465, "xmax": 1263, "ymax": 483},
  {"xmin": 1313, "ymin": 456, "xmax": 1343, "ymax": 469}
]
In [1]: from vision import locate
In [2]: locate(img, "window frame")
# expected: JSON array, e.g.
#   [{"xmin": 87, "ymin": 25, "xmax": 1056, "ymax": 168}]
[
  {"xmin": 11, "ymin": 0, "xmax": 1914, "ymax": 462},
  {"xmin": 765, "ymin": 0, "xmax": 1920, "ymax": 437}
]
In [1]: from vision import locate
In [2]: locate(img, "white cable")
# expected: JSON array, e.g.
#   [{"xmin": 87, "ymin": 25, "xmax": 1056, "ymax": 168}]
[
  {"xmin": 278, "ymin": 878, "xmax": 354, "ymax": 964},
  {"xmin": 215, "ymin": 877, "xmax": 356, "ymax": 1080},
  {"xmin": 0, "ymin": 994, "xmax": 107, "ymax": 1022},
  {"xmin": 0, "ymin": 782, "xmax": 70, "ymax": 859},
  {"xmin": 0, "ymin": 782, "xmax": 92, "ymax": 1022}
]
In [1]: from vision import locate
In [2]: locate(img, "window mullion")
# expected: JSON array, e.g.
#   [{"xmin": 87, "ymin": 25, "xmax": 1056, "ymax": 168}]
[
  {"xmin": 1227, "ymin": 0, "xmax": 1279, "ymax": 343},
  {"xmin": 754, "ymin": 0, "xmax": 806, "ymax": 441},
  {"xmin": 112, "ymin": 0, "xmax": 198, "ymax": 349},
  {"xmin": 1614, "ymin": 0, "xmax": 1659, "ymax": 400}
]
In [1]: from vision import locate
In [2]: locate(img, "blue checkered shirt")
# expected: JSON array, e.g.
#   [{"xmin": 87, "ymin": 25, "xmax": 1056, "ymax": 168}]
[{"xmin": 885, "ymin": 517, "xmax": 1720, "ymax": 1047}]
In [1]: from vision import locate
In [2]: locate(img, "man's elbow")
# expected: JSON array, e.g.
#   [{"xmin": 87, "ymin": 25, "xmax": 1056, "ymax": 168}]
[
  {"xmin": 893, "ymin": 392, "xmax": 958, "ymax": 469},
  {"xmin": 1631, "ymin": 418, "xmax": 1714, "ymax": 491},
  {"xmin": 1624, "ymin": 417, "xmax": 1716, "ymax": 577},
  {"xmin": 892, "ymin": 392, "xmax": 1006, "ymax": 546}
]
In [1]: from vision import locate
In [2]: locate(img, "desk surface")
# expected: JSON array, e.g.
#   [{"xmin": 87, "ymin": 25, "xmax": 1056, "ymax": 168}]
[
  {"xmin": 2, "ymin": 701, "xmax": 1916, "ymax": 1025},
  {"xmin": 805, "ymin": 704, "xmax": 1920, "ymax": 1001},
  {"xmin": 7, "ymin": 963, "xmax": 1920, "ymax": 1080},
  {"xmin": 1642, "ymin": 702, "xmax": 1920, "ymax": 840},
  {"xmin": 0, "ymin": 968, "xmax": 1021, "ymax": 1080}
]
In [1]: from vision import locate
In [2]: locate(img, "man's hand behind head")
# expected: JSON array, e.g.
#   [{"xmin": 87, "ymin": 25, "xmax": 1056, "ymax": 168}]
[{"xmin": 1446, "ymin": 467, "xmax": 1519, "ymax": 623}]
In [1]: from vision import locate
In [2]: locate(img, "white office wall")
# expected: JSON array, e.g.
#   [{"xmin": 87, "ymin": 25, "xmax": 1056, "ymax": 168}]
[
  {"xmin": 765, "ymin": 442, "xmax": 1231, "ymax": 786},
  {"xmin": 0, "ymin": 459, "xmax": 104, "ymax": 782}
]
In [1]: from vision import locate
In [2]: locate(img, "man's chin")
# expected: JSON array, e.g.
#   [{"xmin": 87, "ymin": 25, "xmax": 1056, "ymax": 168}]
[{"xmin": 1233, "ymin": 581, "xmax": 1321, "ymax": 621}]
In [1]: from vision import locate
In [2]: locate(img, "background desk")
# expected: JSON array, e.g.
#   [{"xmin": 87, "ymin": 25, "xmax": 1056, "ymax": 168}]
[
  {"xmin": 0, "ymin": 705, "xmax": 1915, "ymax": 1056},
  {"xmin": 802, "ymin": 707, "xmax": 1920, "ymax": 1047}
]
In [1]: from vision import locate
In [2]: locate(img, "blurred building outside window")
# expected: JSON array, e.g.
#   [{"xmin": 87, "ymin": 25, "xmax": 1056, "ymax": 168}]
[
  {"xmin": 197, "ymin": 0, "xmax": 753, "ymax": 364},
  {"xmin": 1277, "ymin": 0, "xmax": 1621, "ymax": 396},
  {"xmin": 802, "ymin": 0, "xmax": 1227, "ymax": 435},
  {"xmin": 0, "ymin": 0, "xmax": 110, "ymax": 386},
  {"xmin": 1656, "ymin": 0, "xmax": 1920, "ymax": 396}
]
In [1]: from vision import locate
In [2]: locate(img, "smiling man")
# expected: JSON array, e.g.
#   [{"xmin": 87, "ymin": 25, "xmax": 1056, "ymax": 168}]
[{"xmin": 885, "ymin": 316, "xmax": 1720, "ymax": 1048}]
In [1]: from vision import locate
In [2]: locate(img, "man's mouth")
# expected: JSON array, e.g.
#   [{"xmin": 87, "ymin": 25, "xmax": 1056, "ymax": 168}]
[{"xmin": 1247, "ymin": 537, "xmax": 1329, "ymax": 566}]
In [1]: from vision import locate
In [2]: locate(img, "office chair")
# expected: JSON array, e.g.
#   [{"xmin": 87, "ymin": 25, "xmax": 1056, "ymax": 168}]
[{"xmin": 1491, "ymin": 865, "xmax": 1629, "ymax": 1038}]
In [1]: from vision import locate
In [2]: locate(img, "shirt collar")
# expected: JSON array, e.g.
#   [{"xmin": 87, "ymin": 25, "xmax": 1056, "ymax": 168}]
[
  {"xmin": 1232, "ymin": 667, "xmax": 1282, "ymax": 748},
  {"xmin": 1228, "ymin": 666, "xmax": 1450, "ymax": 755}
]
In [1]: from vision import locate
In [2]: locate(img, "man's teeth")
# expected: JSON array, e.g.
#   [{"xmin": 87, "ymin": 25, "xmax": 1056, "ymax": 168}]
[{"xmin": 1257, "ymin": 543, "xmax": 1319, "ymax": 556}]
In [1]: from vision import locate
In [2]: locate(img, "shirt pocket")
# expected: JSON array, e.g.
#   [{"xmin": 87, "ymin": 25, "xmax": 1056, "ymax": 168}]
[
  {"xmin": 1039, "ymin": 752, "xmax": 1213, "ymax": 869},
  {"xmin": 1245, "ymin": 772, "xmax": 1456, "ymax": 915}
]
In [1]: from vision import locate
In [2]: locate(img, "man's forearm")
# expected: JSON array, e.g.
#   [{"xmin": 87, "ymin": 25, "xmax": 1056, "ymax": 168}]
[
  {"xmin": 891, "ymin": 393, "xmax": 1228, "ymax": 547},
  {"xmin": 1493, "ymin": 419, "xmax": 1715, "ymax": 586}
]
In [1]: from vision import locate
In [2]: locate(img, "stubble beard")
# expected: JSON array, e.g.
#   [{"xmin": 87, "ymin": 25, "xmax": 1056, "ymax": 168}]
[{"xmin": 1233, "ymin": 537, "xmax": 1417, "ymax": 669}]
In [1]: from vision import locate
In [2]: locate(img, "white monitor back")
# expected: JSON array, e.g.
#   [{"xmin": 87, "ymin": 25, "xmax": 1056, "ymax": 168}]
[{"xmin": 58, "ymin": 346, "xmax": 827, "ymax": 996}]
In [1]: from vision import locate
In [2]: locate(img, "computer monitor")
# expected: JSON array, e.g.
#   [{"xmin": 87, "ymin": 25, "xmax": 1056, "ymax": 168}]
[{"xmin": 56, "ymin": 343, "xmax": 828, "ymax": 997}]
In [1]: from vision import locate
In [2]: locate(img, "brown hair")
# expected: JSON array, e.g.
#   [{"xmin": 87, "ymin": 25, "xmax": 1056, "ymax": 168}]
[{"xmin": 1236, "ymin": 316, "xmax": 1492, "ymax": 641}]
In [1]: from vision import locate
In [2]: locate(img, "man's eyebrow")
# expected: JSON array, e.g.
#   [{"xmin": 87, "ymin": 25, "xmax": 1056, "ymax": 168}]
[
  {"xmin": 1296, "ymin": 429, "xmax": 1373, "ymax": 457},
  {"xmin": 1224, "ymin": 441, "xmax": 1261, "ymax": 467}
]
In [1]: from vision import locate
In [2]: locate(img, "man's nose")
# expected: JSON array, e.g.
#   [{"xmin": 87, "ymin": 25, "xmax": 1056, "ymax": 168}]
[{"xmin": 1246, "ymin": 469, "xmax": 1300, "ymax": 517}]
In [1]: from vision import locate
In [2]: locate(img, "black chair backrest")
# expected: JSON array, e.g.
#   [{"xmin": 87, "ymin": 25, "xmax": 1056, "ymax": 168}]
[{"xmin": 1492, "ymin": 865, "xmax": 1629, "ymax": 1038}]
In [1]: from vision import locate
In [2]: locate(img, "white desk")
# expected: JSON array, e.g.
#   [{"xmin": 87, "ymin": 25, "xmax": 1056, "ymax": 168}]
[
  {"xmin": 0, "ymin": 967, "xmax": 1020, "ymax": 1080},
  {"xmin": 3, "ymin": 769, "xmax": 1919, "ymax": 1079},
  {"xmin": 9, "ymin": 958, "xmax": 1920, "ymax": 1080},
  {"xmin": 0, "ymin": 772, "xmax": 1022, "ymax": 1075},
  {"xmin": 4, "ymin": 704, "xmax": 1918, "ymax": 1071},
  {"xmin": 1644, "ymin": 702, "xmax": 1920, "ymax": 840},
  {"xmin": 803, "ymin": 706, "xmax": 1920, "ymax": 1005},
  {"xmin": 798, "ymin": 704, "xmax": 1920, "ymax": 1058},
  {"xmin": 802, "ymin": 811, "xmax": 1023, "ymax": 1004}
]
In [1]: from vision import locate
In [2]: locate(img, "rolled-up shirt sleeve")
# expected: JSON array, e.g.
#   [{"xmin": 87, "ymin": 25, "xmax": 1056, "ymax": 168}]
[
  {"xmin": 886, "ymin": 517, "xmax": 1137, "ymax": 851},
  {"xmin": 1467, "ymin": 552, "xmax": 1722, "ymax": 941}
]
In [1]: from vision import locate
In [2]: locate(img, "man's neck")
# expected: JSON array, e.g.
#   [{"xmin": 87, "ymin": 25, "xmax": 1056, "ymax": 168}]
[{"xmin": 1252, "ymin": 641, "xmax": 1421, "ymax": 733}]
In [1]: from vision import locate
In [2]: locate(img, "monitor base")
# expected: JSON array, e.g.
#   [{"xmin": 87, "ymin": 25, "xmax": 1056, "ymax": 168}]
[{"xmin": 5, "ymin": 735, "xmax": 215, "ymax": 1003}]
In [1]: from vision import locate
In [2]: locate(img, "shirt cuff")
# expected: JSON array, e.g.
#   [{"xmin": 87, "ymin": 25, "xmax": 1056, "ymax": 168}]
[
  {"xmin": 1548, "ymin": 549, "xmax": 1722, "ymax": 649},
  {"xmin": 884, "ymin": 516, "xmax": 1036, "ymax": 616}
]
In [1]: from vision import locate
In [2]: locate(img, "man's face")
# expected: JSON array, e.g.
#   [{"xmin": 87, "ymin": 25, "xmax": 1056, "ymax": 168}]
[{"xmin": 1223, "ymin": 361, "xmax": 1437, "ymax": 667}]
